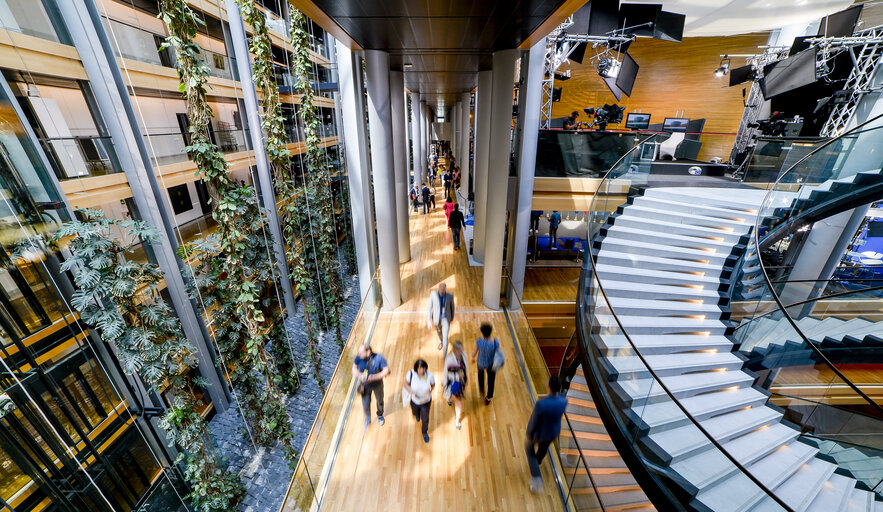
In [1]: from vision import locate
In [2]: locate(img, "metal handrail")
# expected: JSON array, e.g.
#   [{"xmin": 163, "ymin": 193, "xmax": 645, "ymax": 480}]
[
  {"xmin": 580, "ymin": 135, "xmax": 797, "ymax": 511},
  {"xmin": 752, "ymin": 112, "xmax": 883, "ymax": 415}
]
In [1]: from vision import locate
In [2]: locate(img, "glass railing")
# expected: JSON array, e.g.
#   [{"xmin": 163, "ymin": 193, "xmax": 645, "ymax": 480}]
[
  {"xmin": 38, "ymin": 136, "xmax": 117, "ymax": 180},
  {"xmin": 728, "ymin": 113, "xmax": 883, "ymax": 498},
  {"xmin": 504, "ymin": 277, "xmax": 614, "ymax": 512},
  {"xmin": 134, "ymin": 472, "xmax": 189, "ymax": 512},
  {"xmin": 578, "ymin": 134, "xmax": 803, "ymax": 510},
  {"xmin": 535, "ymin": 129, "xmax": 738, "ymax": 179},
  {"xmin": 280, "ymin": 277, "xmax": 381, "ymax": 511},
  {"xmin": 143, "ymin": 129, "xmax": 249, "ymax": 166}
]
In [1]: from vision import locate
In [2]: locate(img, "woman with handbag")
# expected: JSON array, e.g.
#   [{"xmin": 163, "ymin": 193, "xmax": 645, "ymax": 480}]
[
  {"xmin": 472, "ymin": 323, "xmax": 503, "ymax": 405},
  {"xmin": 443, "ymin": 341, "xmax": 468, "ymax": 430},
  {"xmin": 403, "ymin": 359, "xmax": 435, "ymax": 443}
]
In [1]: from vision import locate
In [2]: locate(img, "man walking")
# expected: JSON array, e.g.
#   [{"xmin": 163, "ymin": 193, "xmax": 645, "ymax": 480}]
[
  {"xmin": 549, "ymin": 210, "xmax": 562, "ymax": 248},
  {"xmin": 352, "ymin": 343, "xmax": 390, "ymax": 428},
  {"xmin": 448, "ymin": 204, "xmax": 465, "ymax": 250},
  {"xmin": 525, "ymin": 376, "xmax": 568, "ymax": 493},
  {"xmin": 427, "ymin": 282, "xmax": 454, "ymax": 354},
  {"xmin": 421, "ymin": 182, "xmax": 431, "ymax": 214},
  {"xmin": 409, "ymin": 183, "xmax": 419, "ymax": 213}
]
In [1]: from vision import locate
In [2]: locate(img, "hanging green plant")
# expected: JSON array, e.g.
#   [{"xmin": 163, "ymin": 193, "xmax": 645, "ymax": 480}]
[
  {"xmin": 289, "ymin": 8, "xmax": 345, "ymax": 343},
  {"xmin": 234, "ymin": 0, "xmax": 325, "ymax": 391},
  {"xmin": 158, "ymin": 0, "xmax": 298, "ymax": 467},
  {"xmin": 51, "ymin": 210, "xmax": 244, "ymax": 512}
]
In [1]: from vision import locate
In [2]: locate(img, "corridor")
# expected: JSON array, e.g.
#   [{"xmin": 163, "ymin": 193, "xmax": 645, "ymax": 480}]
[{"xmin": 296, "ymin": 181, "xmax": 561, "ymax": 511}]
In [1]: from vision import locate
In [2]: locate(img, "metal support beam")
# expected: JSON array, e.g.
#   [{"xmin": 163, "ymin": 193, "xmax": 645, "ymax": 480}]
[{"xmin": 365, "ymin": 50, "xmax": 402, "ymax": 309}]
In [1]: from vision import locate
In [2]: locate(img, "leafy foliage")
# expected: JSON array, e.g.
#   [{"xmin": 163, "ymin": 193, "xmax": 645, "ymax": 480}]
[
  {"xmin": 159, "ymin": 0, "xmax": 298, "ymax": 468},
  {"xmin": 53, "ymin": 210, "xmax": 244, "ymax": 512}
]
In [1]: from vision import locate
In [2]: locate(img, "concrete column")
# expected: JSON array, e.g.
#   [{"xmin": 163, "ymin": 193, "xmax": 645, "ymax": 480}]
[
  {"xmin": 482, "ymin": 50, "xmax": 519, "ymax": 309},
  {"xmin": 337, "ymin": 42, "xmax": 378, "ymax": 298},
  {"xmin": 451, "ymin": 103, "xmax": 459, "ymax": 166},
  {"xmin": 60, "ymin": 0, "xmax": 229, "ymax": 411},
  {"xmin": 421, "ymin": 99, "xmax": 429, "ymax": 181},
  {"xmin": 460, "ymin": 92, "xmax": 471, "ymax": 198},
  {"xmin": 389, "ymin": 71, "xmax": 410, "ymax": 263},
  {"xmin": 410, "ymin": 91, "xmax": 422, "ymax": 189},
  {"xmin": 365, "ymin": 50, "xmax": 402, "ymax": 310},
  {"xmin": 473, "ymin": 70, "xmax": 493, "ymax": 263},
  {"xmin": 509, "ymin": 40, "xmax": 545, "ymax": 305},
  {"xmin": 224, "ymin": 0, "xmax": 297, "ymax": 316}
]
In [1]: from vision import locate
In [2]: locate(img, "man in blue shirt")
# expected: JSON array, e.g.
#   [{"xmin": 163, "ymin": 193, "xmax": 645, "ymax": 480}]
[
  {"xmin": 548, "ymin": 210, "xmax": 562, "ymax": 249},
  {"xmin": 352, "ymin": 343, "xmax": 390, "ymax": 427},
  {"xmin": 525, "ymin": 376, "xmax": 568, "ymax": 493}
]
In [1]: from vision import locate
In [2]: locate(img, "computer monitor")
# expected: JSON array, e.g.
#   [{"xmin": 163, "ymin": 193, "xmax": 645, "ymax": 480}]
[
  {"xmin": 615, "ymin": 53, "xmax": 639, "ymax": 97},
  {"xmin": 760, "ymin": 48, "xmax": 818, "ymax": 99},
  {"xmin": 625, "ymin": 113, "xmax": 651, "ymax": 130},
  {"xmin": 818, "ymin": 5, "xmax": 863, "ymax": 37},
  {"xmin": 663, "ymin": 117, "xmax": 689, "ymax": 133}
]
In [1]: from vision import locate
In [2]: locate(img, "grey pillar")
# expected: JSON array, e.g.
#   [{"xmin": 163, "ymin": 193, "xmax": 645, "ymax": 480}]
[
  {"xmin": 60, "ymin": 0, "xmax": 229, "ymax": 411},
  {"xmin": 509, "ymin": 40, "xmax": 545, "ymax": 304},
  {"xmin": 390, "ymin": 71, "xmax": 411, "ymax": 263},
  {"xmin": 473, "ymin": 70, "xmax": 493, "ymax": 263},
  {"xmin": 420, "ymin": 99, "xmax": 429, "ymax": 181},
  {"xmin": 337, "ymin": 42, "xmax": 378, "ymax": 298},
  {"xmin": 483, "ymin": 50, "xmax": 519, "ymax": 309},
  {"xmin": 460, "ymin": 92, "xmax": 471, "ymax": 198},
  {"xmin": 224, "ymin": 0, "xmax": 297, "ymax": 316},
  {"xmin": 365, "ymin": 50, "xmax": 402, "ymax": 310},
  {"xmin": 410, "ymin": 92, "xmax": 423, "ymax": 188},
  {"xmin": 451, "ymin": 103, "xmax": 459, "ymax": 166}
]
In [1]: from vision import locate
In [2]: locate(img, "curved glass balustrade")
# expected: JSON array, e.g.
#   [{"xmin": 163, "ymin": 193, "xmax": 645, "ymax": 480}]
[{"xmin": 577, "ymin": 114, "xmax": 883, "ymax": 510}]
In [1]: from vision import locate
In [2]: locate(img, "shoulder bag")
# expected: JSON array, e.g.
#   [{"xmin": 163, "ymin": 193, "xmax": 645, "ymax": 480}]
[{"xmin": 492, "ymin": 338, "xmax": 505, "ymax": 371}]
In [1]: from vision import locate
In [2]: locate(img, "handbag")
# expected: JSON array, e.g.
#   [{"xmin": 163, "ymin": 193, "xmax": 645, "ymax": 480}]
[
  {"xmin": 491, "ymin": 338, "xmax": 505, "ymax": 371},
  {"xmin": 401, "ymin": 371, "xmax": 413, "ymax": 408},
  {"xmin": 443, "ymin": 382, "xmax": 452, "ymax": 400}
]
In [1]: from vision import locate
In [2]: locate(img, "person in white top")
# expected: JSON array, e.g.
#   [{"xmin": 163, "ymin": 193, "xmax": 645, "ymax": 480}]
[
  {"xmin": 404, "ymin": 359, "xmax": 435, "ymax": 443},
  {"xmin": 427, "ymin": 282, "xmax": 455, "ymax": 354}
]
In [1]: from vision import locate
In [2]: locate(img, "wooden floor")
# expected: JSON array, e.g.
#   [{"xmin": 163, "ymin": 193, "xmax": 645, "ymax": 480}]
[
  {"xmin": 318, "ymin": 189, "xmax": 561, "ymax": 511},
  {"xmin": 523, "ymin": 267, "xmax": 581, "ymax": 303}
]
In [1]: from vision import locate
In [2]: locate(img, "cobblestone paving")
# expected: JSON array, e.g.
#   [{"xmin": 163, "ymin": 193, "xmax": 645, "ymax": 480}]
[{"xmin": 208, "ymin": 255, "xmax": 361, "ymax": 512}]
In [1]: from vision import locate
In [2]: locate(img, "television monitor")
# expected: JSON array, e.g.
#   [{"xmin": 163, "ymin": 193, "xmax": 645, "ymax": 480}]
[
  {"xmin": 728, "ymin": 64, "xmax": 755, "ymax": 86},
  {"xmin": 817, "ymin": 5, "xmax": 863, "ymax": 37},
  {"xmin": 625, "ymin": 113, "xmax": 651, "ymax": 130},
  {"xmin": 615, "ymin": 52, "xmax": 639, "ymax": 97},
  {"xmin": 760, "ymin": 48, "xmax": 818, "ymax": 99},
  {"xmin": 789, "ymin": 36, "xmax": 813, "ymax": 56},
  {"xmin": 663, "ymin": 117, "xmax": 689, "ymax": 132},
  {"xmin": 602, "ymin": 76, "xmax": 624, "ymax": 101}
]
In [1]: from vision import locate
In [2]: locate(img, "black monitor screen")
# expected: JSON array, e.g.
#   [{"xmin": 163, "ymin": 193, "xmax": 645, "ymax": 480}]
[
  {"xmin": 603, "ymin": 76, "xmax": 623, "ymax": 101},
  {"xmin": 625, "ymin": 113, "xmax": 651, "ymax": 130},
  {"xmin": 818, "ymin": 5, "xmax": 862, "ymax": 37},
  {"xmin": 615, "ymin": 53, "xmax": 639, "ymax": 97},
  {"xmin": 663, "ymin": 118, "xmax": 689, "ymax": 133},
  {"xmin": 729, "ymin": 64, "xmax": 755, "ymax": 87},
  {"xmin": 760, "ymin": 48, "xmax": 818, "ymax": 99}
]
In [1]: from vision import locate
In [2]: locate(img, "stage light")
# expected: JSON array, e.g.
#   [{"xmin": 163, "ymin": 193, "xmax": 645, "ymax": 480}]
[
  {"xmin": 713, "ymin": 57, "xmax": 730, "ymax": 78},
  {"xmin": 598, "ymin": 57, "xmax": 621, "ymax": 78}
]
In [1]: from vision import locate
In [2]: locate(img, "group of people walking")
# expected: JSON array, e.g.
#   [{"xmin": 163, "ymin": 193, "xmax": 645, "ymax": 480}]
[
  {"xmin": 352, "ymin": 280, "xmax": 569, "ymax": 494},
  {"xmin": 409, "ymin": 152, "xmax": 468, "ymax": 251}
]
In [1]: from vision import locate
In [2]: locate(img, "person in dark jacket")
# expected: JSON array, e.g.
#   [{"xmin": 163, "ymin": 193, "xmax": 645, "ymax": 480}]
[
  {"xmin": 548, "ymin": 210, "xmax": 562, "ymax": 248},
  {"xmin": 421, "ymin": 183, "xmax": 431, "ymax": 214},
  {"xmin": 448, "ymin": 204, "xmax": 466, "ymax": 250},
  {"xmin": 525, "ymin": 376, "xmax": 568, "ymax": 493}
]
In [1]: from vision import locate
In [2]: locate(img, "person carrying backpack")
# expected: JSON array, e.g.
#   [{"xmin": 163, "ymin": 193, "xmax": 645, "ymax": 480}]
[
  {"xmin": 409, "ymin": 184, "xmax": 419, "ymax": 212},
  {"xmin": 403, "ymin": 359, "xmax": 435, "ymax": 443},
  {"xmin": 472, "ymin": 323, "xmax": 501, "ymax": 405}
]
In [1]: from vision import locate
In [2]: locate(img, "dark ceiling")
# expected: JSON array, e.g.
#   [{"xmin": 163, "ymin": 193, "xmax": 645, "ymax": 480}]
[{"xmin": 308, "ymin": 0, "xmax": 573, "ymax": 107}]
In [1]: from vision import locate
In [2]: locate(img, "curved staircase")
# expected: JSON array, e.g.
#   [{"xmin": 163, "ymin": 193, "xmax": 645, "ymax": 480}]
[{"xmin": 586, "ymin": 186, "xmax": 883, "ymax": 511}]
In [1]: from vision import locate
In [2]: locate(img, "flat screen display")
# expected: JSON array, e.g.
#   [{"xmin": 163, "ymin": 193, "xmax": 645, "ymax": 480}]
[
  {"xmin": 728, "ymin": 64, "xmax": 755, "ymax": 87},
  {"xmin": 625, "ymin": 113, "xmax": 651, "ymax": 130},
  {"xmin": 817, "ymin": 5, "xmax": 862, "ymax": 37},
  {"xmin": 663, "ymin": 117, "xmax": 689, "ymax": 133},
  {"xmin": 760, "ymin": 48, "xmax": 818, "ymax": 99},
  {"xmin": 615, "ymin": 52, "xmax": 639, "ymax": 97}
]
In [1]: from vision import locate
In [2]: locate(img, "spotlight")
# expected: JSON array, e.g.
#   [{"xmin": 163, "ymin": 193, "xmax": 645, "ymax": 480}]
[
  {"xmin": 713, "ymin": 57, "xmax": 730, "ymax": 78},
  {"xmin": 598, "ymin": 57, "xmax": 621, "ymax": 78}
]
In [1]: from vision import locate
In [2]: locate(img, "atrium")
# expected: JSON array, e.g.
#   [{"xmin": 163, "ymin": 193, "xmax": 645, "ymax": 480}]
[{"xmin": 0, "ymin": 0, "xmax": 881, "ymax": 511}]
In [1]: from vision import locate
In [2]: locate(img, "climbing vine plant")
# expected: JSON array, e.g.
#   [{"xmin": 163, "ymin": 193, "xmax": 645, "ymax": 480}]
[
  {"xmin": 52, "ymin": 211, "xmax": 245, "ymax": 512},
  {"xmin": 288, "ymin": 8, "xmax": 345, "ymax": 342},
  {"xmin": 235, "ymin": 0, "xmax": 325, "ymax": 391},
  {"xmin": 158, "ymin": 0, "xmax": 297, "ymax": 466}
]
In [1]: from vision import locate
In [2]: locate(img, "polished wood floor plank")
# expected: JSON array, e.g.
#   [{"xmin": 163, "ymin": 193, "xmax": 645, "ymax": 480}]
[{"xmin": 318, "ymin": 189, "xmax": 563, "ymax": 511}]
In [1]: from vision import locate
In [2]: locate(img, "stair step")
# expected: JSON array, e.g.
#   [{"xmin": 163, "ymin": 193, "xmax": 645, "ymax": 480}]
[
  {"xmin": 631, "ymin": 195, "xmax": 760, "ymax": 220},
  {"xmin": 598, "ymin": 237, "xmax": 735, "ymax": 265},
  {"xmin": 603, "ymin": 224, "xmax": 739, "ymax": 251},
  {"xmin": 606, "ymin": 296, "xmax": 724, "ymax": 317},
  {"xmin": 610, "ymin": 216, "xmax": 747, "ymax": 242},
  {"xmin": 597, "ymin": 334, "xmax": 734, "ymax": 355},
  {"xmin": 630, "ymin": 386, "xmax": 769, "ymax": 433},
  {"xmin": 594, "ymin": 314, "xmax": 730, "ymax": 335},
  {"xmin": 606, "ymin": 352, "xmax": 745, "ymax": 379},
  {"xmin": 601, "ymin": 280, "xmax": 724, "ymax": 301},
  {"xmin": 595, "ymin": 263, "xmax": 721, "ymax": 287},
  {"xmin": 773, "ymin": 457, "xmax": 836, "ymax": 512},
  {"xmin": 807, "ymin": 473, "xmax": 855, "ymax": 512},
  {"xmin": 640, "ymin": 187, "xmax": 766, "ymax": 211},
  {"xmin": 596, "ymin": 250, "xmax": 726, "ymax": 276},
  {"xmin": 619, "ymin": 204, "xmax": 753, "ymax": 230}
]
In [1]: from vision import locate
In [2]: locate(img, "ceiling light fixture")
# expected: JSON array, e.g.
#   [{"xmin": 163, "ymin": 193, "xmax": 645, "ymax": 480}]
[{"xmin": 403, "ymin": 63, "xmax": 413, "ymax": 68}]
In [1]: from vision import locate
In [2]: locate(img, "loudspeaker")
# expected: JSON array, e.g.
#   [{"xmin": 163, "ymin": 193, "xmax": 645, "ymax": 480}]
[{"xmin": 552, "ymin": 88, "xmax": 562, "ymax": 102}]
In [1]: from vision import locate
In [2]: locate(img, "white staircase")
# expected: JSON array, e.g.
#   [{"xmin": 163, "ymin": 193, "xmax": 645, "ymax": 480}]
[
  {"xmin": 739, "ymin": 315, "xmax": 883, "ymax": 355},
  {"xmin": 591, "ymin": 187, "xmax": 883, "ymax": 511}
]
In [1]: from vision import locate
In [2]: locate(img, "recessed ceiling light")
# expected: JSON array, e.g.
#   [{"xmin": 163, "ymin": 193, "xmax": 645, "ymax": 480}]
[{"xmin": 403, "ymin": 63, "xmax": 413, "ymax": 68}]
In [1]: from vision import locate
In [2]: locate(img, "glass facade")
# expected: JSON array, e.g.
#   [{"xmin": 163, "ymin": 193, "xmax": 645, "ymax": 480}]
[{"xmin": 0, "ymin": 0, "xmax": 344, "ymax": 509}]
